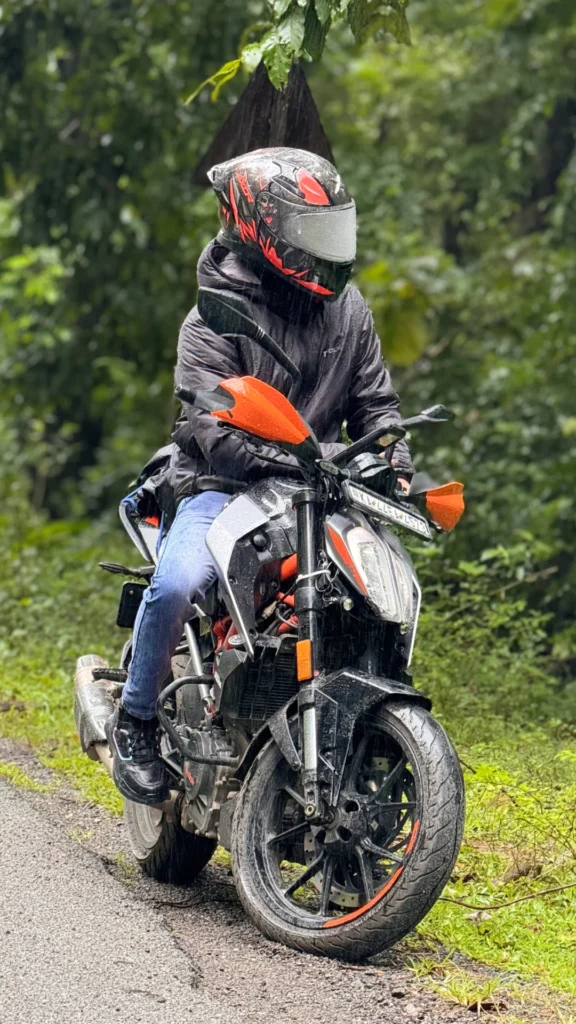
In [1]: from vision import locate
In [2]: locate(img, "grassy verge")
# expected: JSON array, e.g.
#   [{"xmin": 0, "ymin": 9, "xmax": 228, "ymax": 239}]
[
  {"xmin": 0, "ymin": 516, "xmax": 125, "ymax": 814},
  {"xmin": 418, "ymin": 734, "xmax": 576, "ymax": 1000},
  {"xmin": 1, "ymin": 516, "xmax": 575, "ymax": 1008}
]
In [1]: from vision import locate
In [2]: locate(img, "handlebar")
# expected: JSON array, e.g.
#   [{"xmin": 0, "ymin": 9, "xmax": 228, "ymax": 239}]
[
  {"xmin": 330, "ymin": 405, "xmax": 453, "ymax": 469},
  {"xmin": 331, "ymin": 423, "xmax": 406, "ymax": 468}
]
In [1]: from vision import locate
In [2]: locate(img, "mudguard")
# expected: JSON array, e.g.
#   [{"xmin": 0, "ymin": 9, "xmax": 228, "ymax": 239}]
[{"xmin": 235, "ymin": 668, "xmax": 430, "ymax": 804}]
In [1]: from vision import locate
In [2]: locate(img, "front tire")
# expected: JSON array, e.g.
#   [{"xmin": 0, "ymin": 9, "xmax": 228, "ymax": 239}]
[
  {"xmin": 124, "ymin": 797, "xmax": 216, "ymax": 885},
  {"xmin": 231, "ymin": 702, "xmax": 464, "ymax": 959}
]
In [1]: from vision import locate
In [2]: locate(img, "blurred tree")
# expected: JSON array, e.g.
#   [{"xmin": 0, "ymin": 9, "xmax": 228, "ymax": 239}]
[
  {"xmin": 312, "ymin": 0, "xmax": 576, "ymax": 656},
  {"xmin": 0, "ymin": 0, "xmax": 575, "ymax": 662},
  {"xmin": 0, "ymin": 0, "xmax": 257, "ymax": 513}
]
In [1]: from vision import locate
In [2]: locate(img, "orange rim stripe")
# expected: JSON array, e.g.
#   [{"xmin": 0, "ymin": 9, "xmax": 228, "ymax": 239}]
[
  {"xmin": 322, "ymin": 867, "xmax": 404, "ymax": 928},
  {"xmin": 322, "ymin": 819, "xmax": 421, "ymax": 929},
  {"xmin": 405, "ymin": 819, "xmax": 420, "ymax": 855}
]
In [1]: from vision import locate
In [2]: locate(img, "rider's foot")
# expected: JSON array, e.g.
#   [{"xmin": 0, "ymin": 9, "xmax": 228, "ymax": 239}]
[{"xmin": 106, "ymin": 705, "xmax": 169, "ymax": 805}]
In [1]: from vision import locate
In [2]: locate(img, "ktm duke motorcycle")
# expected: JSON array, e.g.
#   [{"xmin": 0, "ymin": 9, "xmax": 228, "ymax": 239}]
[{"xmin": 74, "ymin": 287, "xmax": 466, "ymax": 959}]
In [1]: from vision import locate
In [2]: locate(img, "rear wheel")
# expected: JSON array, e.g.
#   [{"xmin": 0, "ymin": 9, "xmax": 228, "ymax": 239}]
[
  {"xmin": 122, "ymin": 652, "xmax": 217, "ymax": 885},
  {"xmin": 231, "ymin": 701, "xmax": 464, "ymax": 959},
  {"xmin": 124, "ymin": 797, "xmax": 216, "ymax": 885}
]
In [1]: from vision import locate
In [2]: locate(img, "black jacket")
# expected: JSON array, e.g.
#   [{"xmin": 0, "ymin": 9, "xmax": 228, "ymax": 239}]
[{"xmin": 169, "ymin": 241, "xmax": 413, "ymax": 504}]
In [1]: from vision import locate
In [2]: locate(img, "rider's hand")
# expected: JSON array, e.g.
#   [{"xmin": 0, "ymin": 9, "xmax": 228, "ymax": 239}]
[{"xmin": 396, "ymin": 476, "xmax": 411, "ymax": 495}]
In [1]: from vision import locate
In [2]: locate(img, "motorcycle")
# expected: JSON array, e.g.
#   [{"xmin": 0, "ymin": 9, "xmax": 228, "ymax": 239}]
[{"xmin": 74, "ymin": 286, "xmax": 466, "ymax": 960}]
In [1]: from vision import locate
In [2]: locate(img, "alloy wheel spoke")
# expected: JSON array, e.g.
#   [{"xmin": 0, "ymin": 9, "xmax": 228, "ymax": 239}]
[
  {"xmin": 384, "ymin": 809, "xmax": 415, "ymax": 849},
  {"xmin": 372, "ymin": 800, "xmax": 416, "ymax": 812},
  {"xmin": 367, "ymin": 756, "xmax": 407, "ymax": 806},
  {"xmin": 319, "ymin": 855, "xmax": 336, "ymax": 916},
  {"xmin": 267, "ymin": 820, "xmax": 310, "ymax": 847},
  {"xmin": 355, "ymin": 845, "xmax": 375, "ymax": 901},
  {"xmin": 360, "ymin": 836, "xmax": 404, "ymax": 864},
  {"xmin": 284, "ymin": 851, "xmax": 325, "ymax": 898}
]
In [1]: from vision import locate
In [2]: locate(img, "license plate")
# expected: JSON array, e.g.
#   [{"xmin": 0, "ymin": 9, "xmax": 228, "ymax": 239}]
[{"xmin": 344, "ymin": 483, "xmax": 432, "ymax": 539}]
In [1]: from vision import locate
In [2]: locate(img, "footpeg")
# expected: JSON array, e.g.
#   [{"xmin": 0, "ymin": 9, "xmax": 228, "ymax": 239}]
[
  {"xmin": 92, "ymin": 668, "xmax": 128, "ymax": 683},
  {"xmin": 99, "ymin": 561, "xmax": 154, "ymax": 580}
]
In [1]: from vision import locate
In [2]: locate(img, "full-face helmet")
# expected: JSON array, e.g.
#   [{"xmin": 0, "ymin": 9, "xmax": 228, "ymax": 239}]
[{"xmin": 208, "ymin": 147, "xmax": 356, "ymax": 300}]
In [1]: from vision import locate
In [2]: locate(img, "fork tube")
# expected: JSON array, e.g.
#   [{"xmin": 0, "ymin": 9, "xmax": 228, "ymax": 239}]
[
  {"xmin": 293, "ymin": 487, "xmax": 322, "ymax": 668},
  {"xmin": 293, "ymin": 487, "xmax": 322, "ymax": 818}
]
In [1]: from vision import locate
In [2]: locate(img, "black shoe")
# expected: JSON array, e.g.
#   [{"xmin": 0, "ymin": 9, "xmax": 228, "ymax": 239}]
[{"xmin": 106, "ymin": 705, "xmax": 169, "ymax": 806}]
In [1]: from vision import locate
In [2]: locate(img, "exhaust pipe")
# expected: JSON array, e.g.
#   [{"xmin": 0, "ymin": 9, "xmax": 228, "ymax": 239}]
[
  {"xmin": 74, "ymin": 655, "xmax": 178, "ymax": 817},
  {"xmin": 74, "ymin": 654, "xmax": 116, "ymax": 762}
]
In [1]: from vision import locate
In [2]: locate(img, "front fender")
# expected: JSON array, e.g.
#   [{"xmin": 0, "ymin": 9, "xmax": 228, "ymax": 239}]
[{"xmin": 235, "ymin": 668, "xmax": 430, "ymax": 788}]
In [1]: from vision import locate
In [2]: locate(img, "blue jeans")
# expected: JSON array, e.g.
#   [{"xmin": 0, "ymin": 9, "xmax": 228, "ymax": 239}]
[{"xmin": 122, "ymin": 491, "xmax": 229, "ymax": 720}]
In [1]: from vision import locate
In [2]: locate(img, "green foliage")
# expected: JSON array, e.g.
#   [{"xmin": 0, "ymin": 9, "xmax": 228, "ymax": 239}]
[
  {"xmin": 0, "ymin": 0, "xmax": 257, "ymax": 514},
  {"xmin": 411, "ymin": 537, "xmax": 573, "ymax": 734},
  {"xmin": 193, "ymin": 0, "xmax": 412, "ymax": 92},
  {"xmin": 310, "ymin": 0, "xmax": 576, "ymax": 653}
]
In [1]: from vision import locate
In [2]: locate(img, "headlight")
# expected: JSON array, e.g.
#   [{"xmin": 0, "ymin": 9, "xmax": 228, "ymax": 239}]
[{"xmin": 346, "ymin": 527, "xmax": 414, "ymax": 625}]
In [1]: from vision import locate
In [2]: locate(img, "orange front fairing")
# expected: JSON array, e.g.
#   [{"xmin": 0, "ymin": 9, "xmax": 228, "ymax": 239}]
[
  {"xmin": 426, "ymin": 482, "xmax": 465, "ymax": 532},
  {"xmin": 211, "ymin": 376, "xmax": 311, "ymax": 446}
]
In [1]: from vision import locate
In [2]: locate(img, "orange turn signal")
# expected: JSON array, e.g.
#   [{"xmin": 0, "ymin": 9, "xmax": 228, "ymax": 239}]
[
  {"xmin": 296, "ymin": 639, "xmax": 313, "ymax": 682},
  {"xmin": 425, "ymin": 482, "xmax": 465, "ymax": 532}
]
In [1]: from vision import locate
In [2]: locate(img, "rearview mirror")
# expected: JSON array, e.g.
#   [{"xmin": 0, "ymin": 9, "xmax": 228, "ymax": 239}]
[
  {"xmin": 417, "ymin": 405, "xmax": 453, "ymax": 423},
  {"xmin": 198, "ymin": 287, "xmax": 300, "ymax": 387},
  {"xmin": 198, "ymin": 287, "xmax": 258, "ymax": 340},
  {"xmin": 399, "ymin": 405, "xmax": 454, "ymax": 430}
]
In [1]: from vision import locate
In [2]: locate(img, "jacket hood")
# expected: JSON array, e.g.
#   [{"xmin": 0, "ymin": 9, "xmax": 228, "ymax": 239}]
[{"xmin": 196, "ymin": 239, "xmax": 322, "ymax": 325}]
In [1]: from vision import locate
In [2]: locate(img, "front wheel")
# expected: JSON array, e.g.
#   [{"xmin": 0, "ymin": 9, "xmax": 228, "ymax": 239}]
[{"xmin": 231, "ymin": 702, "xmax": 464, "ymax": 959}]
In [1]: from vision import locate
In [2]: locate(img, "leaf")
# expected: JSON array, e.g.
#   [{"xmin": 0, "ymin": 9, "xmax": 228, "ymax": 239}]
[
  {"xmin": 375, "ymin": 5, "xmax": 410, "ymax": 45},
  {"xmin": 303, "ymin": 1, "xmax": 329, "ymax": 61},
  {"xmin": 458, "ymin": 561, "xmax": 487, "ymax": 577},
  {"xmin": 348, "ymin": 0, "xmax": 410, "ymax": 46},
  {"xmin": 271, "ymin": 0, "xmax": 293, "ymax": 14},
  {"xmin": 184, "ymin": 59, "xmax": 242, "ymax": 104},
  {"xmin": 277, "ymin": 4, "xmax": 306, "ymax": 52},
  {"xmin": 241, "ymin": 43, "xmax": 264, "ymax": 74},
  {"xmin": 260, "ymin": 4, "xmax": 306, "ymax": 88},
  {"xmin": 261, "ymin": 36, "xmax": 294, "ymax": 89},
  {"xmin": 314, "ymin": 0, "xmax": 332, "ymax": 23}
]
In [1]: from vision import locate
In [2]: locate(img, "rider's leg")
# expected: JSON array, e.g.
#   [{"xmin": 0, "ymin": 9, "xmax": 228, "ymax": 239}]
[
  {"xmin": 122, "ymin": 490, "xmax": 229, "ymax": 719},
  {"xmin": 107, "ymin": 490, "xmax": 229, "ymax": 804}
]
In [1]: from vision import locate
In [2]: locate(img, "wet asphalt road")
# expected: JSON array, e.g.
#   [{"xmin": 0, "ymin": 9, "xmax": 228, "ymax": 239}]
[
  {"xmin": 0, "ymin": 781, "xmax": 243, "ymax": 1024},
  {"xmin": 0, "ymin": 771, "xmax": 467, "ymax": 1024}
]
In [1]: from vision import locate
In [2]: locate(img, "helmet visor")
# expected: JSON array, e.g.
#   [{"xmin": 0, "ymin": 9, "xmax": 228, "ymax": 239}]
[{"xmin": 258, "ymin": 193, "xmax": 356, "ymax": 264}]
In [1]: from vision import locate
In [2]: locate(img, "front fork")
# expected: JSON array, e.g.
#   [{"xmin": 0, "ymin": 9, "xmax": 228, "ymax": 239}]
[{"xmin": 293, "ymin": 487, "xmax": 324, "ymax": 819}]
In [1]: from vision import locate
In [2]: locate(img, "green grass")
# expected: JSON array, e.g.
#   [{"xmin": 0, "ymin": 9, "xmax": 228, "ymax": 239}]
[
  {"xmin": 1, "ymin": 514, "xmax": 575, "ymax": 1007},
  {"xmin": 0, "ymin": 516, "xmax": 126, "ymax": 815},
  {"xmin": 417, "ymin": 735, "xmax": 576, "ymax": 999},
  {"xmin": 0, "ymin": 653, "xmax": 123, "ymax": 815},
  {"xmin": 0, "ymin": 758, "xmax": 54, "ymax": 792}
]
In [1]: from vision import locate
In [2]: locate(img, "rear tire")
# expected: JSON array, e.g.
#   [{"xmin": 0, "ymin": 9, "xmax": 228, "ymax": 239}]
[
  {"xmin": 124, "ymin": 797, "xmax": 216, "ymax": 885},
  {"xmin": 231, "ymin": 701, "xmax": 464, "ymax": 959}
]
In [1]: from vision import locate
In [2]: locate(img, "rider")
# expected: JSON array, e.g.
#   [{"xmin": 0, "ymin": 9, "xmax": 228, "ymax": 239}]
[{"xmin": 107, "ymin": 147, "xmax": 414, "ymax": 805}]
